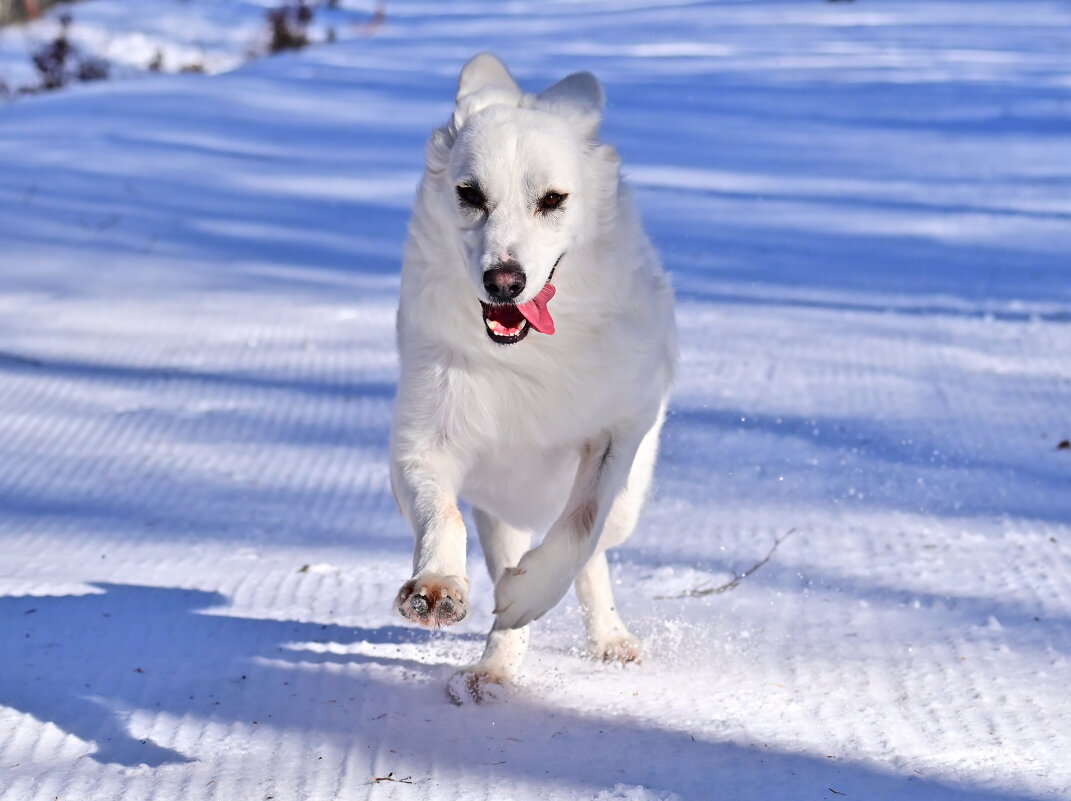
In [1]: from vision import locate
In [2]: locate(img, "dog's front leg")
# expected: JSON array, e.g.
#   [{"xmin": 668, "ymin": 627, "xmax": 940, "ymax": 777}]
[
  {"xmin": 391, "ymin": 452, "xmax": 469, "ymax": 627},
  {"xmin": 492, "ymin": 418, "xmax": 653, "ymax": 631}
]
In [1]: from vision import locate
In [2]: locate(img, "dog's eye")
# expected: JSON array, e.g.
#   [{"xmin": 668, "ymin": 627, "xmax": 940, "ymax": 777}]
[
  {"xmin": 456, "ymin": 184, "xmax": 486, "ymax": 209},
  {"xmin": 538, "ymin": 191, "xmax": 567, "ymax": 213}
]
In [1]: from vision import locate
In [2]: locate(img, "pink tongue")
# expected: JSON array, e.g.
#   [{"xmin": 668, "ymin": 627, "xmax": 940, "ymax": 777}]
[{"xmin": 516, "ymin": 282, "xmax": 556, "ymax": 335}]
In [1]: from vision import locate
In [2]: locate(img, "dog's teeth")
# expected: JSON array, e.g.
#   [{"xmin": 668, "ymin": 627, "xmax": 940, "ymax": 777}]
[{"xmin": 484, "ymin": 316, "xmax": 526, "ymax": 339}]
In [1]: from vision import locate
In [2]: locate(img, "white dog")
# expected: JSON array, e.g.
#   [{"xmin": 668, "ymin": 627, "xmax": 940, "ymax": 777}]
[{"xmin": 390, "ymin": 53, "xmax": 677, "ymax": 703}]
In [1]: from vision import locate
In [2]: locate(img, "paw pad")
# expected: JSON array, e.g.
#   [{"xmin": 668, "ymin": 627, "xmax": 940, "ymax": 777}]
[
  {"xmin": 409, "ymin": 594, "xmax": 430, "ymax": 618},
  {"xmin": 394, "ymin": 575, "xmax": 468, "ymax": 628}
]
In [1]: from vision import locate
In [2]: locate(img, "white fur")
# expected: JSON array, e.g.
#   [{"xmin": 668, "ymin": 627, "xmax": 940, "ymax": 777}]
[{"xmin": 389, "ymin": 53, "xmax": 677, "ymax": 701}]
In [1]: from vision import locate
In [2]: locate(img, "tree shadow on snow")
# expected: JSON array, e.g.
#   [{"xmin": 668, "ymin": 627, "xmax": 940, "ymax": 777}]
[
  {"xmin": 0, "ymin": 582, "xmax": 1051, "ymax": 800},
  {"xmin": 0, "ymin": 354, "xmax": 403, "ymax": 547},
  {"xmin": 659, "ymin": 405, "xmax": 1071, "ymax": 525},
  {"xmin": 0, "ymin": 583, "xmax": 459, "ymax": 766}
]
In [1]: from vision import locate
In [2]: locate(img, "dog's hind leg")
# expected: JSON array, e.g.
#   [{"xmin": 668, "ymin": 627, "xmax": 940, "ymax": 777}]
[
  {"xmin": 576, "ymin": 552, "xmax": 642, "ymax": 663},
  {"xmin": 575, "ymin": 425, "xmax": 659, "ymax": 663},
  {"xmin": 448, "ymin": 508, "xmax": 532, "ymax": 704}
]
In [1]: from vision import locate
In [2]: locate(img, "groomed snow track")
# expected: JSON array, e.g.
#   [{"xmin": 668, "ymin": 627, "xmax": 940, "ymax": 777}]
[{"xmin": 1, "ymin": 2, "xmax": 1070, "ymax": 799}]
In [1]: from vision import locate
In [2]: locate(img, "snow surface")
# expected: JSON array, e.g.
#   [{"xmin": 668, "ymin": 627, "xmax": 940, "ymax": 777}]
[
  {"xmin": 0, "ymin": 0, "xmax": 379, "ymax": 85},
  {"xmin": 2, "ymin": 1, "xmax": 1071, "ymax": 799}
]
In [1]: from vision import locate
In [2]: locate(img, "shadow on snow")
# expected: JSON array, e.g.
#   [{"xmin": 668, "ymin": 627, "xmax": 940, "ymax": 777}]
[{"xmin": 0, "ymin": 582, "xmax": 1050, "ymax": 800}]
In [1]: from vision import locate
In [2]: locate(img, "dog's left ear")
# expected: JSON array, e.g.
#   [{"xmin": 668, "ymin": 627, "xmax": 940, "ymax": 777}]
[
  {"xmin": 534, "ymin": 72, "xmax": 605, "ymax": 139},
  {"xmin": 454, "ymin": 53, "xmax": 523, "ymax": 129}
]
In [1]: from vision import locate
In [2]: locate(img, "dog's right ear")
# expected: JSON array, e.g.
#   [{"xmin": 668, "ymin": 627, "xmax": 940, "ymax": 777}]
[
  {"xmin": 453, "ymin": 53, "xmax": 523, "ymax": 129},
  {"xmin": 534, "ymin": 71, "xmax": 605, "ymax": 139},
  {"xmin": 538, "ymin": 72, "xmax": 604, "ymax": 115}
]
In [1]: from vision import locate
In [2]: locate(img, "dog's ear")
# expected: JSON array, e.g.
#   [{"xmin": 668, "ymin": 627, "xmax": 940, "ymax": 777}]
[
  {"xmin": 534, "ymin": 71, "xmax": 605, "ymax": 139},
  {"xmin": 454, "ymin": 53, "xmax": 523, "ymax": 129},
  {"xmin": 538, "ymin": 72, "xmax": 604, "ymax": 114}
]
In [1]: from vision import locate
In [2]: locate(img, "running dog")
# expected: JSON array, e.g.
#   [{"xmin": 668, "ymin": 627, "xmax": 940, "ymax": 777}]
[{"xmin": 390, "ymin": 53, "xmax": 676, "ymax": 703}]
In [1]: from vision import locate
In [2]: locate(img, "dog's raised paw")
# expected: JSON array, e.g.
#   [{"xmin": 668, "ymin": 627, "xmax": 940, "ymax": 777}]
[
  {"xmin": 394, "ymin": 574, "xmax": 468, "ymax": 628},
  {"xmin": 590, "ymin": 634, "xmax": 643, "ymax": 664},
  {"xmin": 446, "ymin": 668, "xmax": 510, "ymax": 705},
  {"xmin": 492, "ymin": 546, "xmax": 572, "ymax": 630}
]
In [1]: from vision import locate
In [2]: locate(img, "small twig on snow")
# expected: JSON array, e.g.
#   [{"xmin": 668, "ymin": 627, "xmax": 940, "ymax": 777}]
[
  {"xmin": 371, "ymin": 772, "xmax": 412, "ymax": 784},
  {"xmin": 656, "ymin": 528, "xmax": 797, "ymax": 599}
]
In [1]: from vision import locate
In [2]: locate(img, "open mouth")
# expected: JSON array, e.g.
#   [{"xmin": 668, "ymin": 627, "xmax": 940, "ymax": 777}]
[
  {"xmin": 480, "ymin": 302, "xmax": 532, "ymax": 345},
  {"xmin": 478, "ymin": 280, "xmax": 557, "ymax": 346}
]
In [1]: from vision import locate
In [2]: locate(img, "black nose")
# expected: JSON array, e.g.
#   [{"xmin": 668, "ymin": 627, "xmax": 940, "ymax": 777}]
[{"xmin": 483, "ymin": 265, "xmax": 526, "ymax": 301}]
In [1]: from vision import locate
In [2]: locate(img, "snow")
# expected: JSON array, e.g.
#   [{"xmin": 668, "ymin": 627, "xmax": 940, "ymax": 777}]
[
  {"xmin": 2, "ymin": 1, "xmax": 1071, "ymax": 799},
  {"xmin": 0, "ymin": 0, "xmax": 378, "ymax": 85}
]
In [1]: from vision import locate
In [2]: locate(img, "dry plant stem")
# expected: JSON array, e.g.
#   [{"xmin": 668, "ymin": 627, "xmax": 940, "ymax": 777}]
[
  {"xmin": 657, "ymin": 528, "xmax": 797, "ymax": 600},
  {"xmin": 371, "ymin": 772, "xmax": 413, "ymax": 784}
]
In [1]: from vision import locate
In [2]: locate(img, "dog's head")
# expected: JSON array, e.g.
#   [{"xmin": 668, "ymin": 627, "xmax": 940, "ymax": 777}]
[{"xmin": 427, "ymin": 53, "xmax": 617, "ymax": 345}]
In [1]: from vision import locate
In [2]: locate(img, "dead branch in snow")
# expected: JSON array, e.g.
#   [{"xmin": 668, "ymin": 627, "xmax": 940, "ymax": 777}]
[
  {"xmin": 371, "ymin": 772, "xmax": 413, "ymax": 784},
  {"xmin": 656, "ymin": 528, "xmax": 797, "ymax": 599}
]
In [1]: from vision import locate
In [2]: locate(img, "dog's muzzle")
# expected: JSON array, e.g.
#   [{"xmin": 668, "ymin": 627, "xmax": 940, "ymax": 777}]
[{"xmin": 478, "ymin": 254, "xmax": 562, "ymax": 346}]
